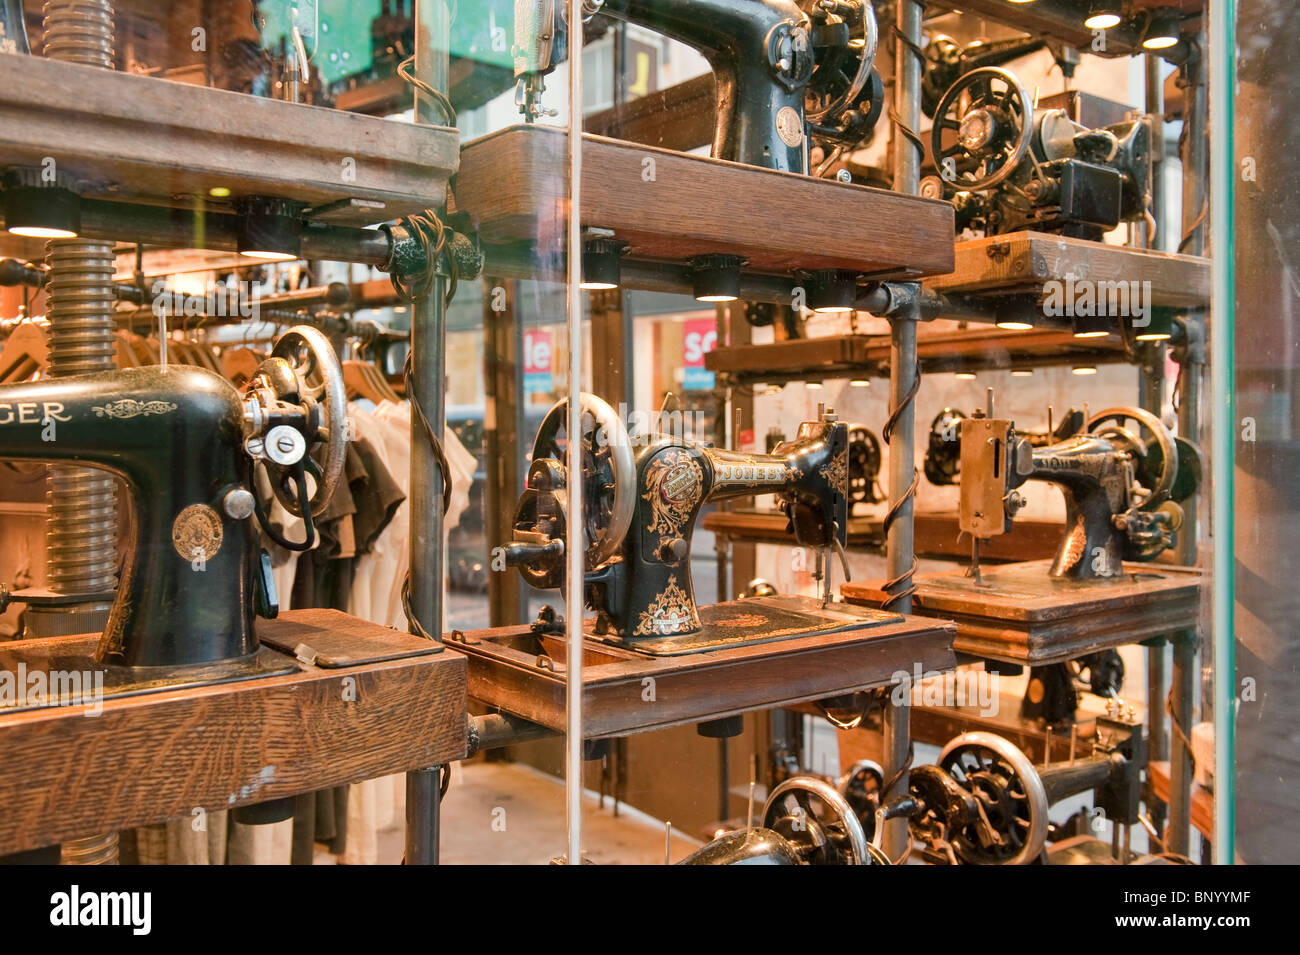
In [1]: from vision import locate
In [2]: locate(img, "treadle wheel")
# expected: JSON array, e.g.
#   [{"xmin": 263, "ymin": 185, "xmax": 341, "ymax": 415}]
[
  {"xmin": 937, "ymin": 732, "xmax": 1048, "ymax": 865},
  {"xmin": 762, "ymin": 775, "xmax": 873, "ymax": 865}
]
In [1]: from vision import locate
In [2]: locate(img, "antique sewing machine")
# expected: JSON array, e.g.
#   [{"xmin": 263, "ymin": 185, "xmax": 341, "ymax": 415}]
[
  {"xmin": 504, "ymin": 393, "xmax": 878, "ymax": 654},
  {"xmin": 922, "ymin": 66, "xmax": 1151, "ymax": 239},
  {"xmin": 0, "ymin": 325, "xmax": 348, "ymax": 691},
  {"xmin": 924, "ymin": 405, "xmax": 1085, "ymax": 488},
  {"xmin": 844, "ymin": 399, "xmax": 1202, "ymax": 677},
  {"xmin": 512, "ymin": 0, "xmax": 883, "ymax": 172},
  {"xmin": 959, "ymin": 403, "xmax": 1192, "ymax": 581},
  {"xmin": 682, "ymin": 719, "xmax": 1147, "ymax": 864}
]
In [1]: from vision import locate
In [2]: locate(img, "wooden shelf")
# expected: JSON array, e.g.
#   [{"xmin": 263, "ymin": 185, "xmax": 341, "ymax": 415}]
[
  {"xmin": 843, "ymin": 560, "xmax": 1202, "ymax": 666},
  {"xmin": 705, "ymin": 326, "xmax": 1126, "ymax": 385},
  {"xmin": 1149, "ymin": 760, "xmax": 1214, "ymax": 840},
  {"xmin": 449, "ymin": 603, "xmax": 954, "ymax": 740},
  {"xmin": 924, "ymin": 232, "xmax": 1211, "ymax": 310},
  {"xmin": 0, "ymin": 609, "xmax": 466, "ymax": 854},
  {"xmin": 0, "ymin": 56, "xmax": 458, "ymax": 224},
  {"xmin": 452, "ymin": 125, "xmax": 955, "ymax": 279}
]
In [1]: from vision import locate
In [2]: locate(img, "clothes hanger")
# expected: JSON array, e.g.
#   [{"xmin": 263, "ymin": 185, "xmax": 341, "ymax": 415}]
[{"xmin": 0, "ymin": 321, "xmax": 48, "ymax": 383}]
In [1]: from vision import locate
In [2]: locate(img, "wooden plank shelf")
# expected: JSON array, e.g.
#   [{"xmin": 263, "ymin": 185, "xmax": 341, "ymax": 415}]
[
  {"xmin": 924, "ymin": 232, "xmax": 1211, "ymax": 309},
  {"xmin": 705, "ymin": 326, "xmax": 1126, "ymax": 385},
  {"xmin": 703, "ymin": 507, "xmax": 1061, "ymax": 562},
  {"xmin": 449, "ymin": 602, "xmax": 955, "ymax": 740},
  {"xmin": 0, "ymin": 609, "xmax": 467, "ymax": 855},
  {"xmin": 0, "ymin": 56, "xmax": 458, "ymax": 224},
  {"xmin": 843, "ymin": 560, "xmax": 1202, "ymax": 666},
  {"xmin": 451, "ymin": 125, "xmax": 955, "ymax": 279}
]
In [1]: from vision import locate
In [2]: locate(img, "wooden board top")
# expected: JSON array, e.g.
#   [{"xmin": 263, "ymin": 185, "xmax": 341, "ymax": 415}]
[
  {"xmin": 924, "ymin": 231, "xmax": 1211, "ymax": 309},
  {"xmin": 0, "ymin": 56, "xmax": 457, "ymax": 224},
  {"xmin": 0, "ymin": 609, "xmax": 466, "ymax": 854},
  {"xmin": 844, "ymin": 560, "xmax": 1202, "ymax": 624},
  {"xmin": 451, "ymin": 610, "xmax": 955, "ymax": 738},
  {"xmin": 452, "ymin": 125, "xmax": 955, "ymax": 279}
]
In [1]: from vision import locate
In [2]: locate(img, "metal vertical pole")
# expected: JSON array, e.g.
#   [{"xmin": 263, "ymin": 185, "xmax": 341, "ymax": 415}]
[
  {"xmin": 1167, "ymin": 28, "xmax": 1209, "ymax": 859},
  {"xmin": 565, "ymin": 0, "xmax": 586, "ymax": 866},
  {"xmin": 880, "ymin": 0, "xmax": 923, "ymax": 862},
  {"xmin": 1141, "ymin": 53, "xmax": 1170, "ymax": 841},
  {"xmin": 1206, "ymin": 0, "xmax": 1236, "ymax": 865},
  {"xmin": 404, "ymin": 0, "xmax": 450, "ymax": 866}
]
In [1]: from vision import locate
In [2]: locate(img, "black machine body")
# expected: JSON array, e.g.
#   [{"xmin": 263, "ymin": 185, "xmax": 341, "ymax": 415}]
[
  {"xmin": 0, "ymin": 326, "xmax": 347, "ymax": 669},
  {"xmin": 512, "ymin": 0, "xmax": 883, "ymax": 172},
  {"xmin": 505, "ymin": 393, "xmax": 848, "ymax": 647}
]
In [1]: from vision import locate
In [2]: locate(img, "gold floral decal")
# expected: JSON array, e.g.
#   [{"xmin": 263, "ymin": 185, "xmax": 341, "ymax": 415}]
[
  {"xmin": 642, "ymin": 449, "xmax": 703, "ymax": 536},
  {"xmin": 93, "ymin": 399, "xmax": 179, "ymax": 419},
  {"xmin": 819, "ymin": 448, "xmax": 848, "ymax": 500},
  {"xmin": 634, "ymin": 575, "xmax": 700, "ymax": 636},
  {"xmin": 1061, "ymin": 514, "xmax": 1087, "ymax": 571}
]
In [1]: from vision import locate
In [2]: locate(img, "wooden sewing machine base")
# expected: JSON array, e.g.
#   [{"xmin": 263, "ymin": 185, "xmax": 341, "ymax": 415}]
[
  {"xmin": 842, "ymin": 560, "xmax": 1202, "ymax": 666},
  {"xmin": 0, "ymin": 609, "xmax": 466, "ymax": 855},
  {"xmin": 447, "ymin": 599, "xmax": 955, "ymax": 739}
]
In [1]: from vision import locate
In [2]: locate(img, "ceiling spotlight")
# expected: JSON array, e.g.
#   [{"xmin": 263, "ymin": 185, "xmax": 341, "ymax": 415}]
[
  {"xmin": 955, "ymin": 371, "xmax": 977, "ymax": 380},
  {"xmin": 236, "ymin": 195, "xmax": 305, "ymax": 262},
  {"xmin": 1072, "ymin": 365, "xmax": 1099, "ymax": 376},
  {"xmin": 1133, "ymin": 307, "xmax": 1174, "ymax": 342},
  {"xmin": 208, "ymin": 185, "xmax": 232, "ymax": 199},
  {"xmin": 2, "ymin": 169, "xmax": 81, "ymax": 239},
  {"xmin": 691, "ymin": 254, "xmax": 745, "ymax": 303},
  {"xmin": 808, "ymin": 269, "xmax": 859, "ymax": 314},
  {"xmin": 996, "ymin": 318, "xmax": 1035, "ymax": 330},
  {"xmin": 1072, "ymin": 312, "xmax": 1111, "ymax": 338},
  {"xmin": 806, "ymin": 380, "xmax": 824, "ymax": 390},
  {"xmin": 581, "ymin": 236, "xmax": 628, "ymax": 290},
  {"xmin": 849, "ymin": 378, "xmax": 871, "ymax": 387},
  {"xmin": 1084, "ymin": 1, "xmax": 1122, "ymax": 30},
  {"xmin": 1010, "ymin": 368, "xmax": 1034, "ymax": 377},
  {"xmin": 1143, "ymin": 10, "xmax": 1181, "ymax": 49}
]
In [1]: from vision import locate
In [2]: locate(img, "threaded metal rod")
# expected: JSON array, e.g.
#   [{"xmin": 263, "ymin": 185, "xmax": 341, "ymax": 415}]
[{"xmin": 39, "ymin": 0, "xmax": 120, "ymax": 868}]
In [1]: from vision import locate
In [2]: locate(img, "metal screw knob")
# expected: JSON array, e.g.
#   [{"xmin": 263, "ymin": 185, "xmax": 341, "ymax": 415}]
[
  {"xmin": 265, "ymin": 425, "xmax": 307, "ymax": 466},
  {"xmin": 223, "ymin": 488, "xmax": 256, "ymax": 520}
]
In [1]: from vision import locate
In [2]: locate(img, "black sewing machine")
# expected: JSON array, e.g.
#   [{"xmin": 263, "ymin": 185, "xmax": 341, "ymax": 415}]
[
  {"xmin": 504, "ymin": 393, "xmax": 897, "ymax": 654},
  {"xmin": 682, "ymin": 717, "xmax": 1147, "ymax": 865},
  {"xmin": 959, "ymin": 403, "xmax": 1196, "ymax": 581},
  {"xmin": 0, "ymin": 325, "xmax": 347, "ymax": 695},
  {"xmin": 922, "ymin": 66, "xmax": 1151, "ymax": 239},
  {"xmin": 512, "ymin": 0, "xmax": 883, "ymax": 172}
]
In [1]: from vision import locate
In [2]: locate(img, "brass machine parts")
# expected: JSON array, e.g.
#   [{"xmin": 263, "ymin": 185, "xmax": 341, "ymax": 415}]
[{"xmin": 959, "ymin": 403, "xmax": 1197, "ymax": 581}]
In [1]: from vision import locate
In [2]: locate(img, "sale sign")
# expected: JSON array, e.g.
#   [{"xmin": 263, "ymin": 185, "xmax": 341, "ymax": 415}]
[
  {"xmin": 682, "ymin": 318, "xmax": 716, "ymax": 391},
  {"xmin": 523, "ymin": 329, "xmax": 553, "ymax": 394}
]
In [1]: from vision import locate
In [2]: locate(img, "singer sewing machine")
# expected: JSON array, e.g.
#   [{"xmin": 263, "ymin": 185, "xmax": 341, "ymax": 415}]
[
  {"xmin": 0, "ymin": 324, "xmax": 467, "ymax": 854},
  {"xmin": 922, "ymin": 66, "xmax": 1152, "ymax": 239},
  {"xmin": 514, "ymin": 0, "xmax": 883, "ymax": 172},
  {"xmin": 843, "ymin": 401, "xmax": 1203, "ymax": 668},
  {"xmin": 450, "ymin": 393, "xmax": 954, "ymax": 740}
]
